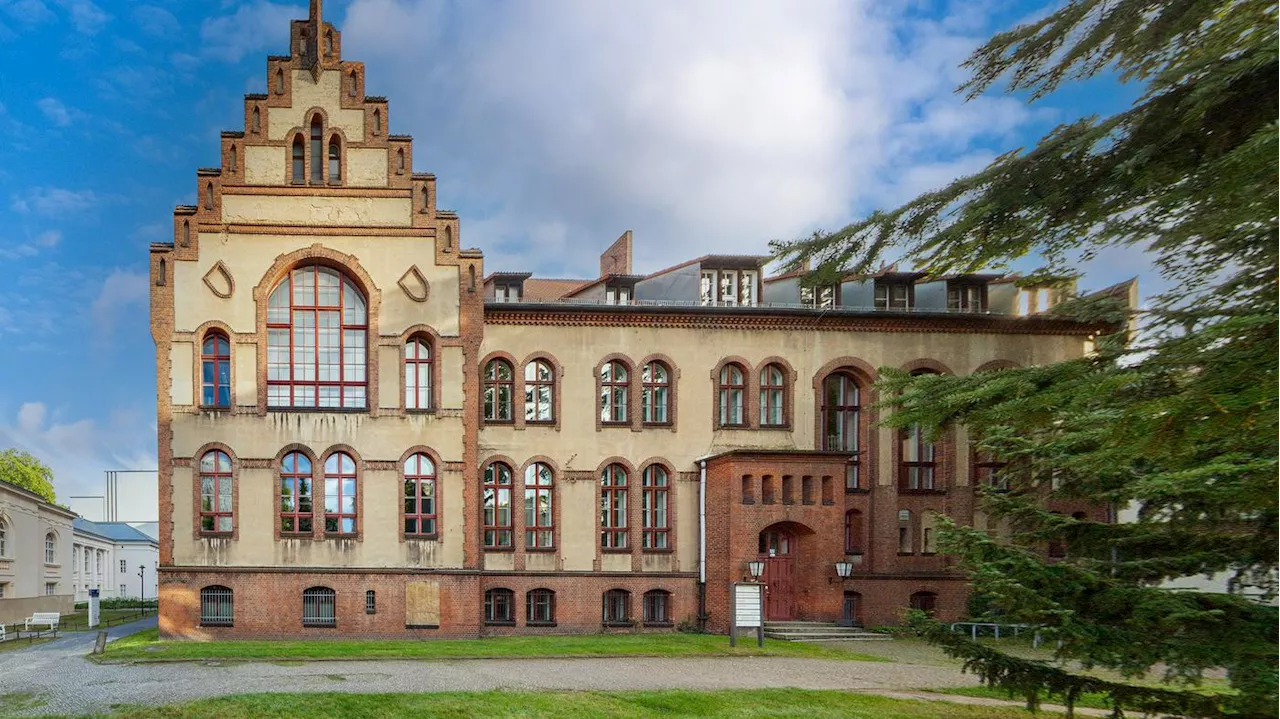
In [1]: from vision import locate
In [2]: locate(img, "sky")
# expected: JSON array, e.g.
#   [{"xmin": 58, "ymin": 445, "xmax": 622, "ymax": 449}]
[{"xmin": 0, "ymin": 0, "xmax": 1152, "ymax": 519}]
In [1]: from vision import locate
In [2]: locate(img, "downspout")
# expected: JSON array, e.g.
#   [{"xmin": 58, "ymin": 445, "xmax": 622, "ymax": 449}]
[{"xmin": 697, "ymin": 459, "xmax": 708, "ymax": 632}]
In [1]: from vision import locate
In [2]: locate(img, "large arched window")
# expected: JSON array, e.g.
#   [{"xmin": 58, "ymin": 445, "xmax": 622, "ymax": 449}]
[
  {"xmin": 328, "ymin": 136, "xmax": 341, "ymax": 184},
  {"xmin": 323, "ymin": 452, "xmax": 357, "ymax": 535},
  {"xmin": 718, "ymin": 363, "xmax": 746, "ymax": 427},
  {"xmin": 404, "ymin": 336, "xmax": 431, "ymax": 410},
  {"xmin": 302, "ymin": 586, "xmax": 336, "ymax": 627},
  {"xmin": 844, "ymin": 509, "xmax": 864, "ymax": 554},
  {"xmin": 279, "ymin": 451, "xmax": 313, "ymax": 534},
  {"xmin": 483, "ymin": 359, "xmax": 514, "ymax": 422},
  {"xmin": 266, "ymin": 264, "xmax": 367, "ymax": 409},
  {"xmin": 525, "ymin": 462, "xmax": 554, "ymax": 549},
  {"xmin": 309, "ymin": 116, "xmax": 324, "ymax": 183},
  {"xmin": 200, "ymin": 585, "xmax": 234, "ymax": 626},
  {"xmin": 641, "ymin": 360, "xmax": 671, "ymax": 425},
  {"xmin": 44, "ymin": 532, "xmax": 55, "ymax": 564},
  {"xmin": 201, "ymin": 331, "xmax": 231, "ymax": 408},
  {"xmin": 821, "ymin": 372, "xmax": 861, "ymax": 490},
  {"xmin": 600, "ymin": 464, "xmax": 628, "ymax": 549},
  {"xmin": 291, "ymin": 136, "xmax": 305, "ymax": 183},
  {"xmin": 642, "ymin": 465, "xmax": 670, "ymax": 549},
  {"xmin": 524, "ymin": 360, "xmax": 554, "ymax": 423},
  {"xmin": 600, "ymin": 360, "xmax": 629, "ymax": 424},
  {"xmin": 482, "ymin": 462, "xmax": 513, "ymax": 548},
  {"xmin": 403, "ymin": 453, "xmax": 436, "ymax": 537},
  {"xmin": 199, "ymin": 450, "xmax": 233, "ymax": 533},
  {"xmin": 759, "ymin": 363, "xmax": 786, "ymax": 426}
]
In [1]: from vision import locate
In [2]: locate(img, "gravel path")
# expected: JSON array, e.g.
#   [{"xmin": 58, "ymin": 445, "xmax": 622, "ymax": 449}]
[{"xmin": 0, "ymin": 623, "xmax": 985, "ymax": 717}]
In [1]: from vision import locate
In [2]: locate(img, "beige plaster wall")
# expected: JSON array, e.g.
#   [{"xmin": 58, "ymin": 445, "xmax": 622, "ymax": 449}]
[
  {"xmin": 234, "ymin": 344, "xmax": 256, "ymax": 405},
  {"xmin": 220, "ymin": 195, "xmax": 410, "ymax": 228},
  {"xmin": 170, "ymin": 343, "xmax": 193, "ymax": 406},
  {"xmin": 267, "ymin": 70, "xmax": 365, "ymax": 142},
  {"xmin": 244, "ymin": 145, "xmax": 286, "ymax": 186},
  {"xmin": 346, "ymin": 148, "xmax": 388, "ymax": 187},
  {"xmin": 0, "ymin": 486, "xmax": 75, "ymax": 601}
]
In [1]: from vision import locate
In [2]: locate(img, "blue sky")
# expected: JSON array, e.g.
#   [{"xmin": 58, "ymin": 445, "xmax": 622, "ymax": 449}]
[{"xmin": 0, "ymin": 0, "xmax": 1149, "ymax": 515}]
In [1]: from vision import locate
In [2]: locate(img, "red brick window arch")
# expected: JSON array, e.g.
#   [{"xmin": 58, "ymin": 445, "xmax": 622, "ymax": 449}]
[
  {"xmin": 482, "ymin": 462, "xmax": 513, "ymax": 549},
  {"xmin": 327, "ymin": 136, "xmax": 342, "ymax": 185},
  {"xmin": 718, "ymin": 363, "xmax": 746, "ymax": 427},
  {"xmin": 642, "ymin": 465, "xmax": 670, "ymax": 550},
  {"xmin": 484, "ymin": 588, "xmax": 514, "ymax": 624},
  {"xmin": 291, "ymin": 136, "xmax": 304, "ymax": 183},
  {"xmin": 199, "ymin": 450, "xmax": 233, "ymax": 533},
  {"xmin": 524, "ymin": 359, "xmax": 554, "ymax": 423},
  {"xmin": 526, "ymin": 588, "xmax": 555, "ymax": 625},
  {"xmin": 201, "ymin": 331, "xmax": 231, "ymax": 408},
  {"xmin": 266, "ymin": 264, "xmax": 368, "ymax": 409},
  {"xmin": 643, "ymin": 589, "xmax": 672, "ymax": 625},
  {"xmin": 279, "ymin": 451, "xmax": 313, "ymax": 534},
  {"xmin": 309, "ymin": 115, "xmax": 324, "ymax": 184},
  {"xmin": 323, "ymin": 452, "xmax": 357, "ymax": 535},
  {"xmin": 600, "ymin": 464, "xmax": 628, "ymax": 550},
  {"xmin": 602, "ymin": 589, "xmax": 631, "ymax": 625},
  {"xmin": 404, "ymin": 335, "xmax": 432, "ymax": 410},
  {"xmin": 403, "ymin": 453, "xmax": 436, "ymax": 537},
  {"xmin": 524, "ymin": 462, "xmax": 554, "ymax": 549},
  {"xmin": 759, "ymin": 363, "xmax": 786, "ymax": 426},
  {"xmin": 641, "ymin": 361, "xmax": 671, "ymax": 424},
  {"xmin": 600, "ymin": 360, "xmax": 629, "ymax": 424},
  {"xmin": 483, "ymin": 359, "xmax": 514, "ymax": 422}
]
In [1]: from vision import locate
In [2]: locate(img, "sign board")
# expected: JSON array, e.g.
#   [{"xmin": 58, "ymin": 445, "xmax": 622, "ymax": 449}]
[{"xmin": 729, "ymin": 582, "xmax": 764, "ymax": 647}]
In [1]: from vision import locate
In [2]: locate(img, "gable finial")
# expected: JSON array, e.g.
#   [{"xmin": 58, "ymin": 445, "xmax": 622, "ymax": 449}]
[{"xmin": 305, "ymin": 0, "xmax": 323, "ymax": 80}]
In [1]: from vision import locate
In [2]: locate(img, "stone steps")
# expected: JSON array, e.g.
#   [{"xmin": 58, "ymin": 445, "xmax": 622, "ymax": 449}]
[{"xmin": 763, "ymin": 621, "xmax": 892, "ymax": 642}]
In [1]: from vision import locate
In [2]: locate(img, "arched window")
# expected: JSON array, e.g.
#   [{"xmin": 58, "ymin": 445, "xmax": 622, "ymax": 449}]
[
  {"xmin": 279, "ymin": 451, "xmax": 313, "ymax": 534},
  {"xmin": 821, "ymin": 372, "xmax": 862, "ymax": 489},
  {"xmin": 483, "ymin": 359, "xmax": 514, "ymax": 422},
  {"xmin": 641, "ymin": 361, "xmax": 670, "ymax": 425},
  {"xmin": 204, "ymin": 182, "xmax": 214, "ymax": 210},
  {"xmin": 844, "ymin": 509, "xmax": 864, "ymax": 554},
  {"xmin": 348, "ymin": 70, "xmax": 358, "ymax": 97},
  {"xmin": 467, "ymin": 265, "xmax": 476, "ymax": 292},
  {"xmin": 404, "ymin": 336, "xmax": 431, "ymax": 410},
  {"xmin": 526, "ymin": 588, "xmax": 555, "ymax": 625},
  {"xmin": 524, "ymin": 359, "xmax": 554, "ymax": 423},
  {"xmin": 157, "ymin": 258, "xmax": 166, "ymax": 286},
  {"xmin": 266, "ymin": 264, "xmax": 368, "ymax": 409},
  {"xmin": 643, "ymin": 589, "xmax": 671, "ymax": 625},
  {"xmin": 759, "ymin": 363, "xmax": 785, "ymax": 426},
  {"xmin": 275, "ymin": 68, "xmax": 284, "ymax": 94},
  {"xmin": 921, "ymin": 510, "xmax": 939, "ymax": 554},
  {"xmin": 642, "ymin": 465, "xmax": 669, "ymax": 549},
  {"xmin": 199, "ymin": 450, "xmax": 233, "ymax": 533},
  {"xmin": 181, "ymin": 220, "xmax": 190, "ymax": 247},
  {"xmin": 482, "ymin": 462, "xmax": 513, "ymax": 548},
  {"xmin": 373, "ymin": 108, "xmax": 381, "ymax": 135},
  {"xmin": 302, "ymin": 586, "xmax": 336, "ymax": 627},
  {"xmin": 600, "ymin": 360, "xmax": 629, "ymax": 424},
  {"xmin": 600, "ymin": 464, "xmax": 628, "ymax": 549},
  {"xmin": 420, "ymin": 186, "xmax": 430, "ymax": 213},
  {"xmin": 44, "ymin": 532, "xmax": 55, "ymax": 564},
  {"xmin": 291, "ymin": 136, "xmax": 305, "ymax": 183},
  {"xmin": 484, "ymin": 588, "xmax": 514, "ymax": 624},
  {"xmin": 309, "ymin": 116, "xmax": 324, "ymax": 184},
  {"xmin": 228, "ymin": 145, "xmax": 237, "ymax": 172},
  {"xmin": 444, "ymin": 226, "xmax": 452, "ymax": 250},
  {"xmin": 909, "ymin": 591, "xmax": 938, "ymax": 615},
  {"xmin": 897, "ymin": 509, "xmax": 913, "ymax": 554},
  {"xmin": 717, "ymin": 363, "xmax": 745, "ymax": 427},
  {"xmin": 323, "ymin": 452, "xmax": 357, "ymax": 535},
  {"xmin": 324, "ymin": 30, "xmax": 334, "ymax": 57},
  {"xmin": 602, "ymin": 589, "xmax": 630, "ymax": 625},
  {"xmin": 201, "ymin": 331, "xmax": 231, "ymax": 408},
  {"xmin": 328, "ymin": 137, "xmax": 341, "ymax": 184},
  {"xmin": 403, "ymin": 453, "xmax": 436, "ymax": 537},
  {"xmin": 251, "ymin": 107, "xmax": 261, "ymax": 133},
  {"xmin": 396, "ymin": 148, "xmax": 405, "ymax": 174},
  {"xmin": 0, "ymin": 519, "xmax": 7, "ymax": 557},
  {"xmin": 525, "ymin": 462, "xmax": 554, "ymax": 549},
  {"xmin": 200, "ymin": 585, "xmax": 233, "ymax": 626}
]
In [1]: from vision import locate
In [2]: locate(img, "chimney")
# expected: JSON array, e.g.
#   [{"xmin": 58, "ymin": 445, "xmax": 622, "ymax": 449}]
[{"xmin": 599, "ymin": 230, "xmax": 633, "ymax": 277}]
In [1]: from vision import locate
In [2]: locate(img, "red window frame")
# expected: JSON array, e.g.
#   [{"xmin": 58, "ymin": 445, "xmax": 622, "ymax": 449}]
[
  {"xmin": 718, "ymin": 364, "xmax": 746, "ymax": 427},
  {"xmin": 641, "ymin": 361, "xmax": 670, "ymax": 425},
  {"xmin": 403, "ymin": 453, "xmax": 436, "ymax": 537},
  {"xmin": 199, "ymin": 450, "xmax": 233, "ymax": 534},
  {"xmin": 602, "ymin": 589, "xmax": 630, "ymax": 625},
  {"xmin": 821, "ymin": 373, "xmax": 861, "ymax": 486},
  {"xmin": 524, "ymin": 462, "xmax": 555, "ymax": 549},
  {"xmin": 600, "ymin": 464, "xmax": 628, "ymax": 550},
  {"xmin": 844, "ymin": 509, "xmax": 864, "ymax": 554},
  {"xmin": 404, "ymin": 336, "xmax": 432, "ymax": 410},
  {"xmin": 643, "ymin": 590, "xmax": 671, "ymax": 625},
  {"xmin": 266, "ymin": 264, "xmax": 368, "ymax": 409},
  {"xmin": 524, "ymin": 360, "xmax": 554, "ymax": 423},
  {"xmin": 759, "ymin": 363, "xmax": 785, "ymax": 426},
  {"xmin": 900, "ymin": 423, "xmax": 937, "ymax": 491},
  {"xmin": 201, "ymin": 332, "xmax": 231, "ymax": 408},
  {"xmin": 484, "ymin": 588, "xmax": 514, "ymax": 624},
  {"xmin": 279, "ymin": 451, "xmax": 313, "ymax": 534},
  {"xmin": 526, "ymin": 588, "xmax": 555, "ymax": 625},
  {"xmin": 642, "ymin": 465, "xmax": 670, "ymax": 549},
  {"xmin": 483, "ymin": 359, "xmax": 514, "ymax": 422},
  {"xmin": 323, "ymin": 452, "xmax": 357, "ymax": 535},
  {"xmin": 483, "ymin": 462, "xmax": 513, "ymax": 549},
  {"xmin": 600, "ymin": 361, "xmax": 629, "ymax": 424}
]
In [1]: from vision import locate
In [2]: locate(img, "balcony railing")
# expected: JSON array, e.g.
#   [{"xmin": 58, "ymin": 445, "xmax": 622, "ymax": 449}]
[{"xmin": 486, "ymin": 297, "xmax": 1004, "ymax": 315}]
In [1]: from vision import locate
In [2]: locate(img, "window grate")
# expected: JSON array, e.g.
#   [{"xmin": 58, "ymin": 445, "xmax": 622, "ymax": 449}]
[
  {"xmin": 200, "ymin": 586, "xmax": 234, "ymax": 626},
  {"xmin": 303, "ymin": 587, "xmax": 336, "ymax": 627}
]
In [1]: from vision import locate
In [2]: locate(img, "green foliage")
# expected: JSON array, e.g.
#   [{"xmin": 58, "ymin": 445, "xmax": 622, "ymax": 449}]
[
  {"xmin": 772, "ymin": 1, "xmax": 1277, "ymax": 716},
  {"xmin": 0, "ymin": 448, "xmax": 56, "ymax": 503}
]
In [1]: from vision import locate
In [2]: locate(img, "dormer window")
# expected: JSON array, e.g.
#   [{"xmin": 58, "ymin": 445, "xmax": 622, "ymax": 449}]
[
  {"xmin": 604, "ymin": 284, "xmax": 632, "ymax": 306},
  {"xmin": 874, "ymin": 281, "xmax": 912, "ymax": 309},
  {"xmin": 699, "ymin": 268, "xmax": 759, "ymax": 306},
  {"xmin": 1017, "ymin": 286, "xmax": 1056, "ymax": 315},
  {"xmin": 801, "ymin": 285, "xmax": 837, "ymax": 308},
  {"xmin": 947, "ymin": 283, "xmax": 986, "ymax": 312},
  {"xmin": 493, "ymin": 283, "xmax": 522, "ymax": 303}
]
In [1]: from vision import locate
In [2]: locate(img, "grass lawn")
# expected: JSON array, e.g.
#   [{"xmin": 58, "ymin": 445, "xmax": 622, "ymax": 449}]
[
  {"xmin": 60, "ymin": 608, "xmax": 157, "ymax": 631},
  {"xmin": 82, "ymin": 689, "xmax": 1063, "ymax": 718},
  {"xmin": 99, "ymin": 628, "xmax": 889, "ymax": 663},
  {"xmin": 0, "ymin": 636, "xmax": 52, "ymax": 653},
  {"xmin": 922, "ymin": 675, "xmax": 1238, "ymax": 713}
]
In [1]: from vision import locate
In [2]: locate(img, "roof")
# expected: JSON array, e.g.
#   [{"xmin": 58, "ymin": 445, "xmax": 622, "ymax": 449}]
[
  {"xmin": 0, "ymin": 478, "xmax": 74, "ymax": 516},
  {"xmin": 523, "ymin": 278, "xmax": 592, "ymax": 301},
  {"xmin": 73, "ymin": 519, "xmax": 157, "ymax": 544},
  {"xmin": 562, "ymin": 274, "xmax": 646, "ymax": 297},
  {"xmin": 644, "ymin": 254, "xmax": 769, "ymax": 281}
]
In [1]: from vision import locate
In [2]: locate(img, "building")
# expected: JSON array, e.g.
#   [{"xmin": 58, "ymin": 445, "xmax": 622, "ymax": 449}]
[
  {"xmin": 73, "ymin": 520, "xmax": 159, "ymax": 602},
  {"xmin": 152, "ymin": 2, "xmax": 1119, "ymax": 639},
  {"xmin": 0, "ymin": 479, "xmax": 75, "ymax": 625}
]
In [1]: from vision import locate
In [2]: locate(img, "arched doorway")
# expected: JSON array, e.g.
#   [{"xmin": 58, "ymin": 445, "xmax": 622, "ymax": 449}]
[{"xmin": 758, "ymin": 527, "xmax": 796, "ymax": 620}]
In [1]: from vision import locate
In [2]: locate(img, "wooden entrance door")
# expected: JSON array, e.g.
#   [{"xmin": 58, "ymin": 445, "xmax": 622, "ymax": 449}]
[{"xmin": 759, "ymin": 528, "xmax": 796, "ymax": 620}]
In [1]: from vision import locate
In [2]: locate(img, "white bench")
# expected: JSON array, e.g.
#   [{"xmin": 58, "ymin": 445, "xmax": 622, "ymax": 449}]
[
  {"xmin": 24, "ymin": 612, "xmax": 59, "ymax": 632},
  {"xmin": 0, "ymin": 623, "xmax": 6, "ymax": 642}
]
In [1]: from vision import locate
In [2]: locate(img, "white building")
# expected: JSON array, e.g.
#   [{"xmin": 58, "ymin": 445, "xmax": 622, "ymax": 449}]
[
  {"xmin": 0, "ymin": 479, "xmax": 75, "ymax": 624},
  {"xmin": 78, "ymin": 521, "xmax": 159, "ymax": 601},
  {"xmin": 71, "ymin": 519, "xmax": 118, "ymax": 602}
]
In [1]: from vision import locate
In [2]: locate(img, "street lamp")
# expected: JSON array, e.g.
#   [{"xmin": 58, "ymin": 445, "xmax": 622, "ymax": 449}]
[
  {"xmin": 746, "ymin": 560, "xmax": 765, "ymax": 581},
  {"xmin": 138, "ymin": 565, "xmax": 146, "ymax": 614},
  {"xmin": 834, "ymin": 560, "xmax": 855, "ymax": 579}
]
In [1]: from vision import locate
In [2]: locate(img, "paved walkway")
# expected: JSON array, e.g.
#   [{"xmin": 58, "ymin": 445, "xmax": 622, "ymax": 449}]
[{"xmin": 0, "ymin": 624, "xmax": 1108, "ymax": 717}]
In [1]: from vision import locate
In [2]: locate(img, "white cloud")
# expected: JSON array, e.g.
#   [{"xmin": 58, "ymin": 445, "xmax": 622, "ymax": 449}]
[
  {"xmin": 131, "ymin": 5, "xmax": 178, "ymax": 38},
  {"xmin": 54, "ymin": 0, "xmax": 108, "ymax": 34},
  {"xmin": 200, "ymin": 1, "xmax": 297, "ymax": 63},
  {"xmin": 337, "ymin": 0, "xmax": 1056, "ymax": 277},
  {"xmin": 0, "ymin": 229, "xmax": 60, "ymax": 260},
  {"xmin": 36, "ymin": 97, "xmax": 72, "ymax": 126},
  {"xmin": 11, "ymin": 186, "xmax": 97, "ymax": 214},
  {"xmin": 90, "ymin": 269, "xmax": 149, "ymax": 335},
  {"xmin": 2, "ymin": 0, "xmax": 54, "ymax": 25},
  {"xmin": 35, "ymin": 229, "xmax": 60, "ymax": 248}
]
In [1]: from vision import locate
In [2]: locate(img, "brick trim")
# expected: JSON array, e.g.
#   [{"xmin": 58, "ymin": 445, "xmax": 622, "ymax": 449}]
[
  {"xmin": 710, "ymin": 356, "xmax": 754, "ymax": 429},
  {"xmin": 593, "ymin": 353, "xmax": 636, "ymax": 432},
  {"xmin": 189, "ymin": 442, "xmax": 240, "ymax": 541},
  {"xmin": 318, "ymin": 444, "xmax": 365, "ymax": 541},
  {"xmin": 973, "ymin": 359, "xmax": 1021, "ymax": 372},
  {"xmin": 397, "ymin": 446, "xmax": 443, "ymax": 542},
  {"xmin": 479, "ymin": 455, "xmax": 519, "ymax": 555},
  {"xmin": 636, "ymin": 458, "xmax": 677, "ymax": 563},
  {"xmin": 635, "ymin": 353, "xmax": 679, "ymax": 431},
  {"xmin": 517, "ymin": 456, "xmax": 561, "ymax": 567},
  {"xmin": 479, "ymin": 351, "xmax": 518, "ymax": 425},
  {"xmin": 812, "ymin": 357, "xmax": 880, "ymax": 492},
  {"xmin": 591, "ymin": 457, "xmax": 638, "ymax": 569},
  {"xmin": 190, "ymin": 320, "xmax": 237, "ymax": 415},
  {"xmin": 517, "ymin": 351, "xmax": 563, "ymax": 431},
  {"xmin": 754, "ymin": 355, "xmax": 796, "ymax": 430},
  {"xmin": 273, "ymin": 444, "xmax": 320, "ymax": 541},
  {"xmin": 397, "ymin": 325, "xmax": 443, "ymax": 415}
]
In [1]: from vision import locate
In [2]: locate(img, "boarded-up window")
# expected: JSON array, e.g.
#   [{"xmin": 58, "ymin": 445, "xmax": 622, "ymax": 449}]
[{"xmin": 405, "ymin": 580, "xmax": 440, "ymax": 628}]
